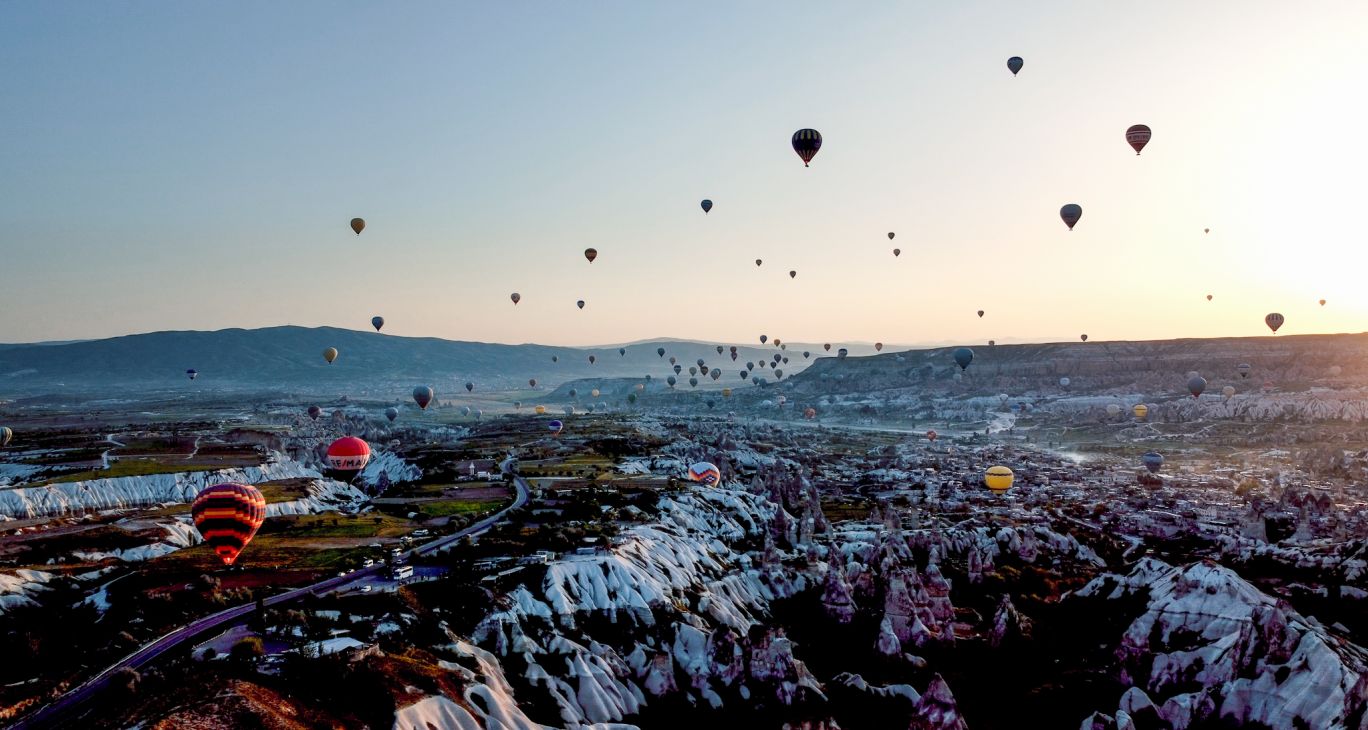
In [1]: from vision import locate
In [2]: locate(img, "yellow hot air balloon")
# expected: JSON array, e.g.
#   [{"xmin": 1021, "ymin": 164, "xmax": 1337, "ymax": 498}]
[
  {"xmin": 984, "ymin": 466, "xmax": 1015, "ymax": 493},
  {"xmin": 534, "ymin": 405, "xmax": 547, "ymax": 415},
  {"xmin": 722, "ymin": 388, "xmax": 732, "ymax": 397},
  {"xmin": 1133, "ymin": 404, "xmax": 1148, "ymax": 421},
  {"xmin": 323, "ymin": 347, "xmax": 338, "ymax": 364}
]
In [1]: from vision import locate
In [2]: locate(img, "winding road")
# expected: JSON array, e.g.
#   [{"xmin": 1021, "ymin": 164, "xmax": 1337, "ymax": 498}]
[{"xmin": 12, "ymin": 460, "xmax": 528, "ymax": 730}]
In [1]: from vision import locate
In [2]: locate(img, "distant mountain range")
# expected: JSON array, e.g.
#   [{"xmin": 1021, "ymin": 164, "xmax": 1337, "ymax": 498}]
[{"xmin": 0, "ymin": 326, "xmax": 841, "ymax": 396}]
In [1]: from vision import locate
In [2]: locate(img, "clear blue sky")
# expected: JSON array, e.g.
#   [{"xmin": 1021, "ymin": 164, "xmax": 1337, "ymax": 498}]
[{"xmin": 3, "ymin": 2, "xmax": 1366, "ymax": 346}]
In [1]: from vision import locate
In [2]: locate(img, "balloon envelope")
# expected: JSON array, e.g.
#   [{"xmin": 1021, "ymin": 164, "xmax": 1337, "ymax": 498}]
[
  {"xmin": 1142, "ymin": 451, "xmax": 1165, "ymax": 474},
  {"xmin": 350, "ymin": 218, "xmax": 365, "ymax": 235},
  {"xmin": 1125, "ymin": 124, "xmax": 1152, "ymax": 155},
  {"xmin": 510, "ymin": 292, "xmax": 521, "ymax": 304},
  {"xmin": 326, "ymin": 436, "xmax": 371, "ymax": 477},
  {"xmin": 385, "ymin": 407, "xmax": 398, "ymax": 422},
  {"xmin": 687, "ymin": 462, "xmax": 722, "ymax": 486},
  {"xmin": 701, "ymin": 199, "xmax": 713, "ymax": 213},
  {"xmin": 584, "ymin": 248, "xmax": 597, "ymax": 263},
  {"xmin": 1007, "ymin": 56, "xmax": 1023, "ymax": 75},
  {"xmin": 371, "ymin": 316, "xmax": 384, "ymax": 331},
  {"xmin": 307, "ymin": 406, "xmax": 321, "ymax": 420},
  {"xmin": 1187, "ymin": 376, "xmax": 1207, "ymax": 398},
  {"xmin": 323, "ymin": 347, "xmax": 338, "ymax": 364},
  {"xmin": 191, "ymin": 483, "xmax": 266, "ymax": 566},
  {"xmin": 1265, "ymin": 313, "xmax": 1284, "ymax": 333},
  {"xmin": 548, "ymin": 420, "xmax": 563, "ymax": 435},
  {"xmin": 953, "ymin": 347, "xmax": 974, "ymax": 371},
  {"xmin": 413, "ymin": 386, "xmax": 434, "ymax": 409},
  {"xmin": 984, "ymin": 466, "xmax": 1015, "ymax": 492},
  {"xmin": 1060, "ymin": 204, "xmax": 1083, "ymax": 230},
  {"xmin": 791, "ymin": 128, "xmax": 823, "ymax": 166}
]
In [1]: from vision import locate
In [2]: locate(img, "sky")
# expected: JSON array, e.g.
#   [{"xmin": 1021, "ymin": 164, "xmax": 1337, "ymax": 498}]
[{"xmin": 2, "ymin": 2, "xmax": 1367, "ymax": 347}]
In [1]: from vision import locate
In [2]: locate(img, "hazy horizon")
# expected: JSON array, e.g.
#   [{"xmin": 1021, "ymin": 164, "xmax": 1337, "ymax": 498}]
[{"xmin": 4, "ymin": 2, "xmax": 1365, "ymax": 346}]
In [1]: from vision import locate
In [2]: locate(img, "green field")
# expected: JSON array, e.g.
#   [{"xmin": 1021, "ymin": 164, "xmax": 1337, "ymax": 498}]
[{"xmin": 414, "ymin": 498, "xmax": 504, "ymax": 519}]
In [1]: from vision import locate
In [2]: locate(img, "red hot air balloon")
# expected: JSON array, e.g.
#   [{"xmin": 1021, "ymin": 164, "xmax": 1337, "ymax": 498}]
[
  {"xmin": 191, "ymin": 483, "xmax": 266, "ymax": 566},
  {"xmin": 1125, "ymin": 125, "xmax": 1152, "ymax": 155},
  {"xmin": 326, "ymin": 436, "xmax": 371, "ymax": 479}
]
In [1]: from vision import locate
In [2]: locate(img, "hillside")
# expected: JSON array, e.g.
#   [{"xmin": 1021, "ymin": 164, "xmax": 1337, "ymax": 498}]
[{"xmin": 0, "ymin": 326, "xmax": 812, "ymax": 396}]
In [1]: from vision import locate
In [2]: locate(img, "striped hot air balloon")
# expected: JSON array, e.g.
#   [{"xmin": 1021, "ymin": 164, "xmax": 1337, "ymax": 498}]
[
  {"xmin": 191, "ymin": 483, "xmax": 267, "ymax": 566},
  {"xmin": 791, "ymin": 128, "xmax": 822, "ymax": 167},
  {"xmin": 687, "ymin": 462, "xmax": 722, "ymax": 486}
]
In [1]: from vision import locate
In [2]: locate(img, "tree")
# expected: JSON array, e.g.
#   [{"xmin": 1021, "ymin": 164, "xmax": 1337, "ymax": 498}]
[{"xmin": 230, "ymin": 636, "xmax": 264, "ymax": 663}]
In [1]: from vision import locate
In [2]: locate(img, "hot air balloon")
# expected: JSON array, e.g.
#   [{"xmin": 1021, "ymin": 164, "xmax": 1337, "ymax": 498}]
[
  {"xmin": 1106, "ymin": 403, "xmax": 1121, "ymax": 416},
  {"xmin": 534, "ymin": 405, "xmax": 546, "ymax": 414},
  {"xmin": 792, "ymin": 128, "xmax": 822, "ymax": 167},
  {"xmin": 1319, "ymin": 299, "xmax": 1326, "ymax": 306},
  {"xmin": 548, "ymin": 420, "xmax": 564, "ymax": 435},
  {"xmin": 1265, "ymin": 313, "xmax": 1284, "ymax": 333},
  {"xmin": 577, "ymin": 300, "xmax": 585, "ymax": 310},
  {"xmin": 552, "ymin": 355, "xmax": 559, "ymax": 363},
  {"xmin": 635, "ymin": 383, "xmax": 646, "ymax": 392},
  {"xmin": 186, "ymin": 369, "xmax": 198, "ymax": 381},
  {"xmin": 589, "ymin": 355, "xmax": 596, "ymax": 365},
  {"xmin": 888, "ymin": 232, "xmax": 895, "ymax": 240},
  {"xmin": 658, "ymin": 347, "xmax": 667, "ymax": 358},
  {"xmin": 0, "ymin": 426, "xmax": 12, "ymax": 447},
  {"xmin": 514, "ymin": 401, "xmax": 522, "ymax": 409},
  {"xmin": 1133, "ymin": 404, "xmax": 1149, "ymax": 421},
  {"xmin": 716, "ymin": 346, "xmax": 725, "ymax": 355},
  {"xmin": 760, "ymin": 335, "xmax": 768, "ymax": 344},
  {"xmin": 620, "ymin": 348, "xmax": 627, "ymax": 357},
  {"xmin": 773, "ymin": 339, "xmax": 781, "ymax": 347},
  {"xmin": 696, "ymin": 358, "xmax": 706, "ymax": 367},
  {"xmin": 1237, "ymin": 363, "xmax": 1252, "ymax": 379},
  {"xmin": 789, "ymin": 270, "xmax": 797, "ymax": 279},
  {"xmin": 689, "ymin": 366, "xmax": 697, "ymax": 376},
  {"xmin": 984, "ymin": 466, "xmax": 1015, "ymax": 493},
  {"xmin": 191, "ymin": 483, "xmax": 266, "ymax": 566},
  {"xmin": 591, "ymin": 388, "xmax": 600, "ymax": 398},
  {"xmin": 689, "ymin": 377, "xmax": 699, "ymax": 388},
  {"xmin": 1222, "ymin": 385, "xmax": 1235, "ymax": 401},
  {"xmin": 465, "ymin": 382, "xmax": 474, "ymax": 393},
  {"xmin": 413, "ymin": 386, "xmax": 434, "ymax": 409},
  {"xmin": 350, "ymin": 218, "xmax": 365, "ymax": 235},
  {"xmin": 307, "ymin": 406, "xmax": 321, "ymax": 420},
  {"xmin": 584, "ymin": 248, "xmax": 598, "ymax": 263},
  {"xmin": 803, "ymin": 351, "xmax": 811, "ymax": 359},
  {"xmin": 739, "ymin": 370, "xmax": 749, "ymax": 379},
  {"xmin": 953, "ymin": 347, "xmax": 974, "ymax": 371},
  {"xmin": 824, "ymin": 344, "xmax": 832, "ymax": 352},
  {"xmin": 628, "ymin": 393, "xmax": 638, "ymax": 404},
  {"xmin": 1060, "ymin": 204, "xmax": 1082, "ymax": 230},
  {"xmin": 804, "ymin": 407, "xmax": 817, "ymax": 419},
  {"xmin": 673, "ymin": 365, "xmax": 683, "ymax": 375},
  {"xmin": 875, "ymin": 343, "xmax": 883, "ymax": 352},
  {"xmin": 926, "ymin": 430, "xmax": 938, "ymax": 442},
  {"xmin": 1060, "ymin": 377, "xmax": 1071, "ymax": 387},
  {"xmin": 701, "ymin": 199, "xmax": 713, "ymax": 214},
  {"xmin": 756, "ymin": 259, "xmax": 763, "ymax": 267},
  {"xmin": 371, "ymin": 316, "xmax": 384, "ymax": 332},
  {"xmin": 722, "ymin": 388, "xmax": 733, "ymax": 397},
  {"xmin": 562, "ymin": 406, "xmax": 574, "ymax": 416},
  {"xmin": 323, "ymin": 347, "xmax": 338, "ymax": 364},
  {"xmin": 1125, "ymin": 124, "xmax": 1152, "ymax": 155},
  {"xmin": 774, "ymin": 369, "xmax": 783, "ymax": 379},
  {"xmin": 510, "ymin": 292, "xmax": 521, "ymax": 305},
  {"xmin": 529, "ymin": 378, "xmax": 538, "ymax": 388},
  {"xmin": 383, "ymin": 406, "xmax": 398, "ymax": 422},
  {"xmin": 837, "ymin": 349, "xmax": 848, "ymax": 359},
  {"xmin": 1007, "ymin": 56, "xmax": 1023, "ymax": 76},
  {"xmin": 687, "ymin": 462, "xmax": 722, "ymax": 486},
  {"xmin": 988, "ymin": 340, "xmax": 995, "ymax": 346},
  {"xmin": 1187, "ymin": 376, "xmax": 1207, "ymax": 398},
  {"xmin": 326, "ymin": 436, "xmax": 371, "ymax": 478},
  {"xmin": 1141, "ymin": 451, "xmax": 1164, "ymax": 474},
  {"xmin": 892, "ymin": 248, "xmax": 901, "ymax": 257},
  {"xmin": 1204, "ymin": 228, "xmax": 1210, "ymax": 234},
  {"xmin": 667, "ymin": 375, "xmax": 677, "ymax": 388},
  {"xmin": 1206, "ymin": 294, "xmax": 1213, "ymax": 301}
]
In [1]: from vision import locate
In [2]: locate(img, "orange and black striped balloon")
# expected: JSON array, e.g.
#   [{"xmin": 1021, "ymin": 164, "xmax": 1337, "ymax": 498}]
[
  {"xmin": 191, "ymin": 483, "xmax": 266, "ymax": 566},
  {"xmin": 791, "ymin": 128, "xmax": 822, "ymax": 166}
]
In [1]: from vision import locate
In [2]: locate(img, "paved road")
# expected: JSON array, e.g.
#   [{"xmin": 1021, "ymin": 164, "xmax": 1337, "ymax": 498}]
[{"xmin": 13, "ymin": 462, "xmax": 528, "ymax": 730}]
